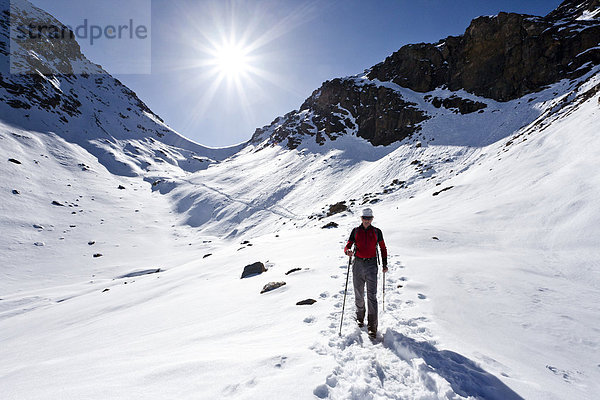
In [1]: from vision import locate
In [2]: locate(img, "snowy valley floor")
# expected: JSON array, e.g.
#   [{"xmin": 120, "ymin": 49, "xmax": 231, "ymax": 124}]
[{"xmin": 1, "ymin": 210, "xmax": 599, "ymax": 399}]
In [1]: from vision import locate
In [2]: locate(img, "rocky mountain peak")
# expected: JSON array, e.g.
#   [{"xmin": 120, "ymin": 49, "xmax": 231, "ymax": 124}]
[
  {"xmin": 3, "ymin": 0, "xmax": 99, "ymax": 75},
  {"xmin": 0, "ymin": 0, "xmax": 242, "ymax": 177},
  {"xmin": 546, "ymin": 0, "xmax": 600, "ymax": 21},
  {"xmin": 369, "ymin": 3, "xmax": 599, "ymax": 102},
  {"xmin": 250, "ymin": 0, "xmax": 599, "ymax": 149}
]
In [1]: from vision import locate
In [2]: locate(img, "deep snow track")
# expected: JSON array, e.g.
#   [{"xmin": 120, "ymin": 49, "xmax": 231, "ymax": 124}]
[{"xmin": 311, "ymin": 257, "xmax": 524, "ymax": 400}]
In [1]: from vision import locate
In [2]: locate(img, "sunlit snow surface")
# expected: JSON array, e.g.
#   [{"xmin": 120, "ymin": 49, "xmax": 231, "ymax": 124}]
[
  {"xmin": 1, "ymin": 0, "xmax": 600, "ymax": 394},
  {"xmin": 1, "ymin": 62, "xmax": 599, "ymax": 399}
]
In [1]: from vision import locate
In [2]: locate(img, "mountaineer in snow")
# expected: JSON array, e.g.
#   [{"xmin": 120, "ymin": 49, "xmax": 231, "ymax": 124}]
[{"xmin": 344, "ymin": 208, "xmax": 388, "ymax": 337}]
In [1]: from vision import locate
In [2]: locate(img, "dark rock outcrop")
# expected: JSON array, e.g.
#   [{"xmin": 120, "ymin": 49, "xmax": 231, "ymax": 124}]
[
  {"xmin": 432, "ymin": 186, "xmax": 454, "ymax": 196},
  {"xmin": 327, "ymin": 201, "xmax": 348, "ymax": 216},
  {"xmin": 241, "ymin": 261, "xmax": 266, "ymax": 279},
  {"xmin": 427, "ymin": 95, "xmax": 487, "ymax": 114},
  {"xmin": 260, "ymin": 281, "xmax": 286, "ymax": 294},
  {"xmin": 296, "ymin": 299, "xmax": 317, "ymax": 305},
  {"xmin": 251, "ymin": 78, "xmax": 428, "ymax": 148},
  {"xmin": 368, "ymin": 2, "xmax": 600, "ymax": 102},
  {"xmin": 285, "ymin": 268, "xmax": 302, "ymax": 275},
  {"xmin": 322, "ymin": 222, "xmax": 339, "ymax": 229},
  {"xmin": 117, "ymin": 268, "xmax": 161, "ymax": 278}
]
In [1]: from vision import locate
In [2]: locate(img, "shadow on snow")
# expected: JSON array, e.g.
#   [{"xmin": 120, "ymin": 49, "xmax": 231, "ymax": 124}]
[{"xmin": 384, "ymin": 330, "xmax": 524, "ymax": 400}]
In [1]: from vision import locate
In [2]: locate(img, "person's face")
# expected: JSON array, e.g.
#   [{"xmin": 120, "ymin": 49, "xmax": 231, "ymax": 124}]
[{"xmin": 361, "ymin": 216, "xmax": 373, "ymax": 227}]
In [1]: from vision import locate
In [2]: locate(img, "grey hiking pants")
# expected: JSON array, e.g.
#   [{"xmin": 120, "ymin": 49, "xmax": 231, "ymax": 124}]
[{"xmin": 353, "ymin": 257, "xmax": 378, "ymax": 332}]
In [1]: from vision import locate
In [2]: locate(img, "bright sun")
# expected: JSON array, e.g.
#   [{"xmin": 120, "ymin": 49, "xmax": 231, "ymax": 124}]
[{"xmin": 214, "ymin": 44, "xmax": 249, "ymax": 77}]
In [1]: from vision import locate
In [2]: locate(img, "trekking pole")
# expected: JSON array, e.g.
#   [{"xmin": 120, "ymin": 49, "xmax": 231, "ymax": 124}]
[
  {"xmin": 376, "ymin": 246, "xmax": 382, "ymax": 315},
  {"xmin": 383, "ymin": 270, "xmax": 385, "ymax": 315},
  {"xmin": 339, "ymin": 254, "xmax": 353, "ymax": 336},
  {"xmin": 375, "ymin": 246, "xmax": 385, "ymax": 328}
]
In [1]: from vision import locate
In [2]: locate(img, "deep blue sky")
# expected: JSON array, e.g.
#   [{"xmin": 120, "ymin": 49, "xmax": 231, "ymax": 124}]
[{"xmin": 31, "ymin": 0, "xmax": 562, "ymax": 147}]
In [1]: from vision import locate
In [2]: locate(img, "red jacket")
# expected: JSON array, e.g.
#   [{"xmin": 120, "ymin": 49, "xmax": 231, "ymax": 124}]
[{"xmin": 344, "ymin": 224, "xmax": 388, "ymax": 266}]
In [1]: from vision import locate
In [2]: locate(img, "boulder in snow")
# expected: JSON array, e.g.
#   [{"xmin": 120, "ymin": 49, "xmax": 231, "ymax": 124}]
[
  {"xmin": 260, "ymin": 281, "xmax": 286, "ymax": 294},
  {"xmin": 296, "ymin": 299, "xmax": 316, "ymax": 305},
  {"xmin": 432, "ymin": 186, "xmax": 454, "ymax": 196},
  {"xmin": 326, "ymin": 201, "xmax": 347, "ymax": 216},
  {"xmin": 8, "ymin": 158, "xmax": 21, "ymax": 164},
  {"xmin": 285, "ymin": 268, "xmax": 302, "ymax": 275},
  {"xmin": 241, "ymin": 261, "xmax": 266, "ymax": 278}
]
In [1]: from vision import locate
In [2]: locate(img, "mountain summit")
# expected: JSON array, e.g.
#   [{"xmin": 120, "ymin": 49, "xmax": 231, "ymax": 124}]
[
  {"xmin": 0, "ymin": 0, "xmax": 242, "ymax": 177},
  {"xmin": 250, "ymin": 0, "xmax": 599, "ymax": 149}
]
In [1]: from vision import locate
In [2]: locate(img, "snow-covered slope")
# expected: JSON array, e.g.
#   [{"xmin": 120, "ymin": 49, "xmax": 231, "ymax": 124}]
[
  {"xmin": 159, "ymin": 65, "xmax": 600, "ymax": 239},
  {"xmin": 1, "ymin": 0, "xmax": 243, "ymax": 179},
  {"xmin": 1, "ymin": 0, "xmax": 600, "ymax": 399},
  {"xmin": 2, "ymin": 67, "xmax": 599, "ymax": 399}
]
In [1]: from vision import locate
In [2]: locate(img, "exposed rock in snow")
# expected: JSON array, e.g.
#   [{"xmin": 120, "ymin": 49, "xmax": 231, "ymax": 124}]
[
  {"xmin": 260, "ymin": 281, "xmax": 286, "ymax": 294},
  {"xmin": 285, "ymin": 268, "xmax": 302, "ymax": 275},
  {"xmin": 241, "ymin": 261, "xmax": 266, "ymax": 278},
  {"xmin": 296, "ymin": 299, "xmax": 317, "ymax": 305}
]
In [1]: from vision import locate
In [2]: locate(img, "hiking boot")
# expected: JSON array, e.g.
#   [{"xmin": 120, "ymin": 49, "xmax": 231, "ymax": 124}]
[
  {"xmin": 368, "ymin": 328, "xmax": 376, "ymax": 338},
  {"xmin": 356, "ymin": 318, "xmax": 364, "ymax": 328}
]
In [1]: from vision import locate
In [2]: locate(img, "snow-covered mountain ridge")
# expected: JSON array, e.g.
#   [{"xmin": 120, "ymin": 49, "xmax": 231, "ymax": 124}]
[
  {"xmin": 250, "ymin": 0, "xmax": 599, "ymax": 149},
  {"xmin": 1, "ymin": 0, "xmax": 242, "ymax": 179}
]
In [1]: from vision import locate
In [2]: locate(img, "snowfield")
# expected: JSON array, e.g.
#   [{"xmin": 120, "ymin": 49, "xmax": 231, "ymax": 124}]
[
  {"xmin": 1, "ymin": 68, "xmax": 599, "ymax": 399},
  {"xmin": 1, "ymin": 0, "xmax": 600, "ymax": 398}
]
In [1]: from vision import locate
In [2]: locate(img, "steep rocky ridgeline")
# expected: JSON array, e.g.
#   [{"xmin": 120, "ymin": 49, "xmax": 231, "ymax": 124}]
[
  {"xmin": 0, "ymin": 0, "xmax": 159, "ymax": 129},
  {"xmin": 251, "ymin": 0, "xmax": 599, "ymax": 149},
  {"xmin": 0, "ymin": 0, "xmax": 242, "ymax": 177},
  {"xmin": 251, "ymin": 78, "xmax": 428, "ymax": 148},
  {"xmin": 368, "ymin": 1, "xmax": 600, "ymax": 101}
]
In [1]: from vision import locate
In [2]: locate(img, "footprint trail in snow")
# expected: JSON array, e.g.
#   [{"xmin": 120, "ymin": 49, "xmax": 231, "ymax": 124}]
[{"xmin": 310, "ymin": 258, "xmax": 523, "ymax": 400}]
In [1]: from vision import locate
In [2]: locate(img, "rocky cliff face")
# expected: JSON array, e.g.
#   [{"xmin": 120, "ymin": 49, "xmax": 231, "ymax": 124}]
[
  {"xmin": 0, "ymin": 0, "xmax": 159, "ymax": 129},
  {"xmin": 368, "ymin": 0, "xmax": 600, "ymax": 102},
  {"xmin": 252, "ymin": 78, "xmax": 429, "ymax": 148},
  {"xmin": 251, "ymin": 0, "xmax": 600, "ymax": 149}
]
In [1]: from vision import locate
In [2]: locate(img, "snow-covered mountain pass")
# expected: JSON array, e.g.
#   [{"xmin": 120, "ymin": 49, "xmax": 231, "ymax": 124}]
[
  {"xmin": 157, "ymin": 66, "xmax": 599, "ymax": 239},
  {"xmin": 1, "ymin": 72, "xmax": 598, "ymax": 399},
  {"xmin": 1, "ymin": 0, "xmax": 599, "ymax": 397},
  {"xmin": 1, "ymin": 66, "xmax": 589, "ymax": 400}
]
